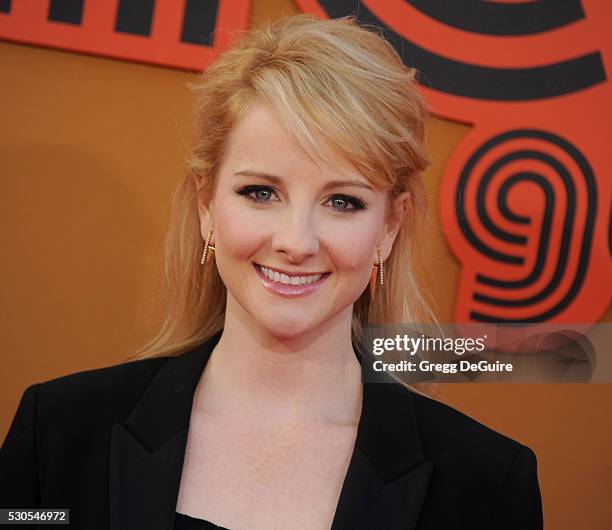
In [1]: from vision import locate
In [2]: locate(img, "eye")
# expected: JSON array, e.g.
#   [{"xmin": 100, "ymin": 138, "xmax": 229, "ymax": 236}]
[
  {"xmin": 235, "ymin": 185, "xmax": 279, "ymax": 204},
  {"xmin": 328, "ymin": 194, "xmax": 366, "ymax": 213}
]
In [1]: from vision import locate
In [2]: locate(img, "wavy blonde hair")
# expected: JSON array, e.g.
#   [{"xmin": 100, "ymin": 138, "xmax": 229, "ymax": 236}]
[{"xmin": 130, "ymin": 14, "xmax": 438, "ymax": 388}]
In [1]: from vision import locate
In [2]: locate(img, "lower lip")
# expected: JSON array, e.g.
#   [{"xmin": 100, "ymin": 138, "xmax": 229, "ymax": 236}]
[{"xmin": 254, "ymin": 264, "xmax": 330, "ymax": 298}]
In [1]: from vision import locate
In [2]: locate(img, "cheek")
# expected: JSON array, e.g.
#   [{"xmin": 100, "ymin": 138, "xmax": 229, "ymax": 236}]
[
  {"xmin": 323, "ymin": 217, "xmax": 380, "ymax": 275},
  {"xmin": 213, "ymin": 199, "xmax": 268, "ymax": 259}
]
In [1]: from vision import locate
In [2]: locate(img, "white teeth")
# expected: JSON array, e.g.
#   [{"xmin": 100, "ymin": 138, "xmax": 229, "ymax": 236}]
[{"xmin": 259, "ymin": 265, "xmax": 322, "ymax": 285}]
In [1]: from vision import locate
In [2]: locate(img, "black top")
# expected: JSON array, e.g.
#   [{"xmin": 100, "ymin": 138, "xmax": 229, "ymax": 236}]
[
  {"xmin": 174, "ymin": 512, "xmax": 229, "ymax": 529},
  {"xmin": 0, "ymin": 329, "xmax": 543, "ymax": 529}
]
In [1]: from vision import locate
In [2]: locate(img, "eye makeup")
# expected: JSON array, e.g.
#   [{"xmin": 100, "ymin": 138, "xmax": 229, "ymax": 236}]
[{"xmin": 234, "ymin": 184, "xmax": 367, "ymax": 214}]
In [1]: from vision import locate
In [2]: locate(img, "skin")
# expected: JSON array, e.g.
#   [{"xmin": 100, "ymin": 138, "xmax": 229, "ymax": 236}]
[
  {"xmin": 194, "ymin": 100, "xmax": 411, "ymax": 423},
  {"xmin": 179, "ymin": 101, "xmax": 412, "ymax": 527}
]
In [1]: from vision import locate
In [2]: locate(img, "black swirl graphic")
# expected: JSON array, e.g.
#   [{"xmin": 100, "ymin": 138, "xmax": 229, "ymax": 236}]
[
  {"xmin": 316, "ymin": 0, "xmax": 606, "ymax": 100},
  {"xmin": 455, "ymin": 129, "xmax": 598, "ymax": 323},
  {"xmin": 406, "ymin": 0, "xmax": 584, "ymax": 36}
]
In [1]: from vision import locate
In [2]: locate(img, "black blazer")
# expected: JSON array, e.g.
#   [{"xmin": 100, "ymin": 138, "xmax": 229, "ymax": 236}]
[{"xmin": 0, "ymin": 330, "xmax": 543, "ymax": 529}]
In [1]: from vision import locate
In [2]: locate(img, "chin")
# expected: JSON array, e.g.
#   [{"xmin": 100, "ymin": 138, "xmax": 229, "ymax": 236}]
[{"xmin": 257, "ymin": 315, "xmax": 320, "ymax": 341}]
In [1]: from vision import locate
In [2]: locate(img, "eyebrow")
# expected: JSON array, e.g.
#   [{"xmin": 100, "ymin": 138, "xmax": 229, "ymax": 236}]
[{"xmin": 233, "ymin": 170, "xmax": 373, "ymax": 191}]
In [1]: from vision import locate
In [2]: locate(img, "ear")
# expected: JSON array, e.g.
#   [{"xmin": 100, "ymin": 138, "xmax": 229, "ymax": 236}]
[
  {"xmin": 376, "ymin": 191, "xmax": 412, "ymax": 262},
  {"xmin": 193, "ymin": 173, "xmax": 215, "ymax": 243}
]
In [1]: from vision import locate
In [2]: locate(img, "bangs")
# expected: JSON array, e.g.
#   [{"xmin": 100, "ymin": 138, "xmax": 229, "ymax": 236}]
[{"xmin": 249, "ymin": 61, "xmax": 425, "ymax": 191}]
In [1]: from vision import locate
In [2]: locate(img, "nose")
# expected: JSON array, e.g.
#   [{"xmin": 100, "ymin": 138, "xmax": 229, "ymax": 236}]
[{"xmin": 271, "ymin": 210, "xmax": 320, "ymax": 264}]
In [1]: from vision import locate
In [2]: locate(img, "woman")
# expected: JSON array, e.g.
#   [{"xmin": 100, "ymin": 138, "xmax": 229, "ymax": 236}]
[{"xmin": 0, "ymin": 14, "xmax": 542, "ymax": 530}]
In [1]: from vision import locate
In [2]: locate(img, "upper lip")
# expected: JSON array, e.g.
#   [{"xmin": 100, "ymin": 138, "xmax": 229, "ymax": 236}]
[{"xmin": 255, "ymin": 263, "xmax": 329, "ymax": 277}]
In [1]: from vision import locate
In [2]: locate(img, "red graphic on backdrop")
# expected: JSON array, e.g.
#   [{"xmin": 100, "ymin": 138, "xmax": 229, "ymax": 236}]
[
  {"xmin": 0, "ymin": 0, "xmax": 250, "ymax": 70},
  {"xmin": 297, "ymin": 0, "xmax": 611, "ymax": 324}
]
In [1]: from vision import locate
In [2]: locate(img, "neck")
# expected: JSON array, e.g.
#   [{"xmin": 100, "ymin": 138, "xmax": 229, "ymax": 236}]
[{"xmin": 195, "ymin": 296, "xmax": 363, "ymax": 427}]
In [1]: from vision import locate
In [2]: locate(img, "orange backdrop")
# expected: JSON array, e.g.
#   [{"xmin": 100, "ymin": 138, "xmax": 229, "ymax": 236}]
[{"xmin": 1, "ymin": 1, "xmax": 610, "ymax": 529}]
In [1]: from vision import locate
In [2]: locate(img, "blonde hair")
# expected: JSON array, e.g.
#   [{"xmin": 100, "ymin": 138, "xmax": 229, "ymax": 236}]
[{"xmin": 130, "ymin": 14, "xmax": 438, "ymax": 389}]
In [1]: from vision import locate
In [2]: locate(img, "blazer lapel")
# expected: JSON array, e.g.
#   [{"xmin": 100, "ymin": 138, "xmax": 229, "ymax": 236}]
[
  {"xmin": 109, "ymin": 330, "xmax": 223, "ymax": 530},
  {"xmin": 331, "ymin": 368, "xmax": 434, "ymax": 530},
  {"xmin": 109, "ymin": 330, "xmax": 433, "ymax": 530}
]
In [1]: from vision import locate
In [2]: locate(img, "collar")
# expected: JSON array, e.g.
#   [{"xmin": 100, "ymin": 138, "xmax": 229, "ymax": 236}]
[{"xmin": 110, "ymin": 329, "xmax": 433, "ymax": 529}]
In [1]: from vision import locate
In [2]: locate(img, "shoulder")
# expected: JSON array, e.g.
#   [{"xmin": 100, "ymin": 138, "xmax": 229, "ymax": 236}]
[
  {"xmin": 25, "ymin": 355, "xmax": 169, "ymax": 430},
  {"xmin": 405, "ymin": 388, "xmax": 542, "ymax": 526},
  {"xmin": 410, "ymin": 388, "xmax": 522, "ymax": 450},
  {"xmin": 405, "ymin": 386, "xmax": 538, "ymax": 482}
]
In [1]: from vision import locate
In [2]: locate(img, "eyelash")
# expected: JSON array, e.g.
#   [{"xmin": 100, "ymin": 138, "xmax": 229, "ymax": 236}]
[{"xmin": 235, "ymin": 185, "xmax": 367, "ymax": 214}]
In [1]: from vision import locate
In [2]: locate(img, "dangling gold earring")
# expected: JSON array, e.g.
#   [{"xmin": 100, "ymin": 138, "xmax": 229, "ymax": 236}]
[
  {"xmin": 369, "ymin": 248, "xmax": 384, "ymax": 298},
  {"xmin": 200, "ymin": 229, "xmax": 215, "ymax": 265}
]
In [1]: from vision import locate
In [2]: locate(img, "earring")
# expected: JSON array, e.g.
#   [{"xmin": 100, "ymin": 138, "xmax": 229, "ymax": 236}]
[
  {"xmin": 369, "ymin": 248, "xmax": 384, "ymax": 298},
  {"xmin": 200, "ymin": 229, "xmax": 215, "ymax": 265}
]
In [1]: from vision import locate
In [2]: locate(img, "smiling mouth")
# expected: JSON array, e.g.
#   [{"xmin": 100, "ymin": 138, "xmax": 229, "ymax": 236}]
[
  {"xmin": 253, "ymin": 263, "xmax": 330, "ymax": 297},
  {"xmin": 254, "ymin": 263, "xmax": 330, "ymax": 285}
]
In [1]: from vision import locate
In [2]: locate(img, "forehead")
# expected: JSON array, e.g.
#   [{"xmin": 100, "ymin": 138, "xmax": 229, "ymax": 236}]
[{"xmin": 220, "ymin": 102, "xmax": 366, "ymax": 184}]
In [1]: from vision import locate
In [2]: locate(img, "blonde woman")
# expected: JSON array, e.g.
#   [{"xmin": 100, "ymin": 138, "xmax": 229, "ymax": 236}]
[{"xmin": 0, "ymin": 14, "xmax": 542, "ymax": 530}]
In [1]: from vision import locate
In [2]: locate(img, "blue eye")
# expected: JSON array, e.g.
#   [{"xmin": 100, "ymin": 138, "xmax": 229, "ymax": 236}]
[
  {"xmin": 239, "ymin": 186, "xmax": 276, "ymax": 203},
  {"xmin": 235, "ymin": 185, "xmax": 367, "ymax": 214},
  {"xmin": 329, "ymin": 195, "xmax": 366, "ymax": 212}
]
